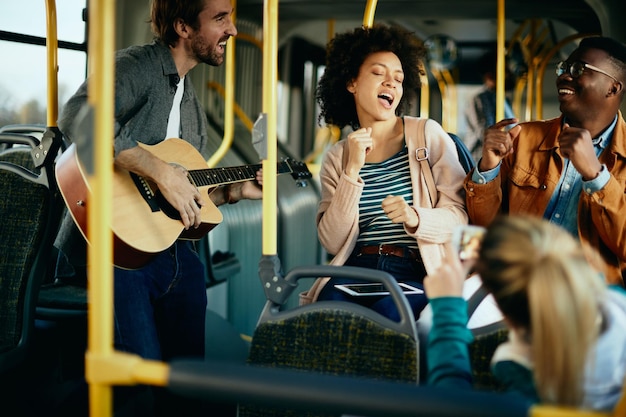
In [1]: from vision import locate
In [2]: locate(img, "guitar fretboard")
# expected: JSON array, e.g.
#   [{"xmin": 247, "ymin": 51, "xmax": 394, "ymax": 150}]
[{"xmin": 189, "ymin": 161, "xmax": 292, "ymax": 187}]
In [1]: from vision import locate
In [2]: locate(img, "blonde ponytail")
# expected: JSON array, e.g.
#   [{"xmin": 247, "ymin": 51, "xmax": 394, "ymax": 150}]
[{"xmin": 477, "ymin": 216, "xmax": 605, "ymax": 406}]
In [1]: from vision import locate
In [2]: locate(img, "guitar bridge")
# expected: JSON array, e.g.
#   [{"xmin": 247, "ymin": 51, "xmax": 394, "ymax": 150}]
[{"xmin": 130, "ymin": 172, "xmax": 160, "ymax": 213}]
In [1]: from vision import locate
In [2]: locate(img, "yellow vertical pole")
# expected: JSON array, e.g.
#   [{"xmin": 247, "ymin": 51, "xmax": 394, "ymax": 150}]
[
  {"xmin": 86, "ymin": 0, "xmax": 115, "ymax": 415},
  {"xmin": 431, "ymin": 69, "xmax": 448, "ymax": 129},
  {"xmin": 45, "ymin": 0, "xmax": 58, "ymax": 127},
  {"xmin": 262, "ymin": 0, "xmax": 278, "ymax": 255},
  {"xmin": 362, "ymin": 0, "xmax": 377, "ymax": 27},
  {"xmin": 496, "ymin": 0, "xmax": 506, "ymax": 122},
  {"xmin": 442, "ymin": 69, "xmax": 457, "ymax": 132},
  {"xmin": 207, "ymin": 0, "xmax": 237, "ymax": 167},
  {"xmin": 523, "ymin": 20, "xmax": 538, "ymax": 121},
  {"xmin": 535, "ymin": 33, "xmax": 597, "ymax": 120}
]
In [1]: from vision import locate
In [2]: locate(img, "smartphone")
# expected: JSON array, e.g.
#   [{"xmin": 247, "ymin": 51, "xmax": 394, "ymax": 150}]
[
  {"xmin": 334, "ymin": 282, "xmax": 424, "ymax": 297},
  {"xmin": 452, "ymin": 225, "xmax": 487, "ymax": 261}
]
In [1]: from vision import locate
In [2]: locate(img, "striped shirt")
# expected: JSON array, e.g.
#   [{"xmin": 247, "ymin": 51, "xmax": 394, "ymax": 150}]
[{"xmin": 356, "ymin": 146, "xmax": 417, "ymax": 249}]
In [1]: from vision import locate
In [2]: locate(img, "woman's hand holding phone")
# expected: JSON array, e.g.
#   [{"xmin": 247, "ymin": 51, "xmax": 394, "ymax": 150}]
[
  {"xmin": 424, "ymin": 225, "xmax": 487, "ymax": 299},
  {"xmin": 423, "ymin": 244, "xmax": 466, "ymax": 299}
]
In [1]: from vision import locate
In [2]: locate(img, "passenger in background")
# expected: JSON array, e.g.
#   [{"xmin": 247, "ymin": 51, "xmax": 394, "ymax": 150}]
[
  {"xmin": 463, "ymin": 49, "xmax": 516, "ymax": 163},
  {"xmin": 465, "ymin": 36, "xmax": 626, "ymax": 286},
  {"xmin": 424, "ymin": 215, "xmax": 626, "ymax": 411},
  {"xmin": 55, "ymin": 0, "xmax": 261, "ymax": 415},
  {"xmin": 300, "ymin": 24, "xmax": 468, "ymax": 321}
]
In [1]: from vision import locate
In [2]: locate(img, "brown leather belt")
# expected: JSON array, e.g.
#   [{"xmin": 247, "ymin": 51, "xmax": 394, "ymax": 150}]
[{"xmin": 355, "ymin": 244, "xmax": 421, "ymax": 261}]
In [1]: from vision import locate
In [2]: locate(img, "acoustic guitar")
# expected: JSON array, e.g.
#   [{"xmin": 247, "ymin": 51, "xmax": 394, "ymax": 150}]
[{"xmin": 55, "ymin": 138, "xmax": 311, "ymax": 269}]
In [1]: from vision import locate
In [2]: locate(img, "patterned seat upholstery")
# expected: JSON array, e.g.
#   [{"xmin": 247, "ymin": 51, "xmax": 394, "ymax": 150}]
[
  {"xmin": 468, "ymin": 328, "xmax": 509, "ymax": 392},
  {"xmin": 239, "ymin": 265, "xmax": 419, "ymax": 417},
  {"xmin": 0, "ymin": 132, "xmax": 64, "ymax": 373}
]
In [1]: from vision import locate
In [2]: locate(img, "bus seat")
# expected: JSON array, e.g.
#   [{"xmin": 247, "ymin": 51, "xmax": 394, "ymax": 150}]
[
  {"xmin": 468, "ymin": 328, "xmax": 509, "ymax": 392},
  {"xmin": 417, "ymin": 273, "xmax": 507, "ymax": 391},
  {"xmin": 448, "ymin": 132, "xmax": 475, "ymax": 174},
  {"xmin": 239, "ymin": 265, "xmax": 419, "ymax": 417},
  {"xmin": 35, "ymin": 273, "xmax": 88, "ymax": 320},
  {"xmin": 204, "ymin": 119, "xmax": 321, "ymax": 337},
  {"xmin": 0, "ymin": 131, "xmax": 64, "ymax": 375},
  {"xmin": 30, "ymin": 127, "xmax": 87, "ymax": 322},
  {"xmin": 464, "ymin": 275, "xmax": 508, "ymax": 391}
]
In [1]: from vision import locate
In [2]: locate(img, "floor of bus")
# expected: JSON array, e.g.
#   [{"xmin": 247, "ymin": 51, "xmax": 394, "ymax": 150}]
[
  {"xmin": 1, "ymin": 317, "xmax": 89, "ymax": 416},
  {"xmin": 0, "ymin": 317, "xmax": 240, "ymax": 417}
]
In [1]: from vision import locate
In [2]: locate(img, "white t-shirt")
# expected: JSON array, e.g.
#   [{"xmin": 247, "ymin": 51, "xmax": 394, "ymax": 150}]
[{"xmin": 165, "ymin": 75, "xmax": 185, "ymax": 139}]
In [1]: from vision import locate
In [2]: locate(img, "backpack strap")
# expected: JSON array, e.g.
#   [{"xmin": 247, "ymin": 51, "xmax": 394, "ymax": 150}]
[{"xmin": 404, "ymin": 116, "xmax": 437, "ymax": 207}]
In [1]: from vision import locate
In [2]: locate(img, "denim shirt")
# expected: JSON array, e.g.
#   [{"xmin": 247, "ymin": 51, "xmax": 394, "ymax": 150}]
[
  {"xmin": 472, "ymin": 116, "xmax": 617, "ymax": 237},
  {"xmin": 543, "ymin": 116, "xmax": 616, "ymax": 237}
]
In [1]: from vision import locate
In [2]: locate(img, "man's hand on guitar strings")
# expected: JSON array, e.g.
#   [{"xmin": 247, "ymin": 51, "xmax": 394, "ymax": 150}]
[{"xmin": 160, "ymin": 164, "xmax": 204, "ymax": 229}]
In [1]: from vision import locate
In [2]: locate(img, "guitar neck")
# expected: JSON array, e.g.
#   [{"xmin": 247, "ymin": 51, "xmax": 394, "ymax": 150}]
[{"xmin": 188, "ymin": 161, "xmax": 291, "ymax": 187}]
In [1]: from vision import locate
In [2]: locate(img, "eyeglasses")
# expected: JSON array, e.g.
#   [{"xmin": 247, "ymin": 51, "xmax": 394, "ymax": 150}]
[{"xmin": 556, "ymin": 60, "xmax": 619, "ymax": 83}]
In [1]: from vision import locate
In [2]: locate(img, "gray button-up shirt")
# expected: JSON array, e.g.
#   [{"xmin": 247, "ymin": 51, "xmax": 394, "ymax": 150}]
[
  {"xmin": 59, "ymin": 40, "xmax": 209, "ymax": 158},
  {"xmin": 55, "ymin": 40, "xmax": 210, "ymax": 269}
]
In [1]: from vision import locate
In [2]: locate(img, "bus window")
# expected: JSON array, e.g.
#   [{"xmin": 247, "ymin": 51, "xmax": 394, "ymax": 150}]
[{"xmin": 0, "ymin": 0, "xmax": 86, "ymax": 126}]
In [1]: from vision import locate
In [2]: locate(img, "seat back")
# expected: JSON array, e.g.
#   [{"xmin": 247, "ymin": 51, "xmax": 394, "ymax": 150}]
[
  {"xmin": 465, "ymin": 274, "xmax": 508, "ymax": 391},
  {"xmin": 448, "ymin": 132, "xmax": 475, "ymax": 174},
  {"xmin": 240, "ymin": 265, "xmax": 419, "ymax": 417},
  {"xmin": 468, "ymin": 328, "xmax": 509, "ymax": 392},
  {"xmin": 0, "ymin": 131, "xmax": 64, "ymax": 373}
]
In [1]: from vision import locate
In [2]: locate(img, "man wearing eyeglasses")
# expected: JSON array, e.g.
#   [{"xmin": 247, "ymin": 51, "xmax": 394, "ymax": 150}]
[{"xmin": 464, "ymin": 36, "xmax": 626, "ymax": 286}]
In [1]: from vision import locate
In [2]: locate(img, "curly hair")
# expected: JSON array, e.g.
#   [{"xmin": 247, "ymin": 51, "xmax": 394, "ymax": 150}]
[{"xmin": 316, "ymin": 24, "xmax": 426, "ymax": 130}]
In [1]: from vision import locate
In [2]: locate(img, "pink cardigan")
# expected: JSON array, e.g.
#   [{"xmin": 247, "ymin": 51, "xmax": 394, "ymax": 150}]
[{"xmin": 300, "ymin": 116, "xmax": 468, "ymax": 304}]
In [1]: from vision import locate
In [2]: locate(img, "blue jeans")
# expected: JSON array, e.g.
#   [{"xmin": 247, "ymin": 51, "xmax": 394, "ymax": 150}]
[
  {"xmin": 317, "ymin": 252, "xmax": 429, "ymax": 321},
  {"xmin": 113, "ymin": 240, "xmax": 207, "ymax": 361}
]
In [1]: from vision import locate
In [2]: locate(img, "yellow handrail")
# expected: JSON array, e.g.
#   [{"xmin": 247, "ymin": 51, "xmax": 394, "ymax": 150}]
[
  {"xmin": 206, "ymin": 81, "xmax": 254, "ymax": 132},
  {"xmin": 441, "ymin": 68, "xmax": 458, "ymax": 132},
  {"xmin": 534, "ymin": 33, "xmax": 598, "ymax": 119},
  {"xmin": 430, "ymin": 69, "xmax": 447, "ymax": 128},
  {"xmin": 419, "ymin": 63, "xmax": 430, "ymax": 119},
  {"xmin": 261, "ymin": 0, "xmax": 279, "ymax": 256},
  {"xmin": 362, "ymin": 0, "xmax": 377, "ymax": 27},
  {"xmin": 532, "ymin": 405, "xmax": 611, "ymax": 417},
  {"xmin": 45, "ymin": 0, "xmax": 58, "ymax": 127},
  {"xmin": 206, "ymin": 0, "xmax": 237, "ymax": 168},
  {"xmin": 86, "ymin": 0, "xmax": 116, "ymax": 414},
  {"xmin": 495, "ymin": 0, "xmax": 506, "ymax": 122},
  {"xmin": 236, "ymin": 32, "xmax": 263, "ymax": 50}
]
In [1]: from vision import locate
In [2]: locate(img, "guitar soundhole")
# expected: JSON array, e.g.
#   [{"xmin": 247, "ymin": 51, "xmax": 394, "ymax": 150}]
[
  {"xmin": 154, "ymin": 191, "xmax": 202, "ymax": 221},
  {"xmin": 155, "ymin": 191, "xmax": 182, "ymax": 220}
]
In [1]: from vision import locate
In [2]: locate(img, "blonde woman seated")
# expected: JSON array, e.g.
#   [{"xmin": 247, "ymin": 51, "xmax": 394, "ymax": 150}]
[{"xmin": 424, "ymin": 215, "xmax": 626, "ymax": 411}]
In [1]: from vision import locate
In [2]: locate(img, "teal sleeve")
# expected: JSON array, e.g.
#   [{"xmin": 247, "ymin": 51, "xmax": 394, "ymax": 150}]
[
  {"xmin": 608, "ymin": 285, "xmax": 626, "ymax": 296},
  {"xmin": 491, "ymin": 361, "xmax": 539, "ymax": 404},
  {"xmin": 426, "ymin": 297, "xmax": 474, "ymax": 389}
]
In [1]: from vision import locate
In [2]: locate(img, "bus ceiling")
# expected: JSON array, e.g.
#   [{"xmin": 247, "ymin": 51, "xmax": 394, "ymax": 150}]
[{"xmin": 234, "ymin": 0, "xmax": 623, "ymax": 42}]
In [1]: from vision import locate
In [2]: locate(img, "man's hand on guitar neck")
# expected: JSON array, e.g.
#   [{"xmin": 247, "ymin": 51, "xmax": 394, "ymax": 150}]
[
  {"xmin": 116, "ymin": 146, "xmax": 205, "ymax": 230},
  {"xmin": 215, "ymin": 168, "xmax": 263, "ymax": 205},
  {"xmin": 237, "ymin": 168, "xmax": 264, "ymax": 202}
]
